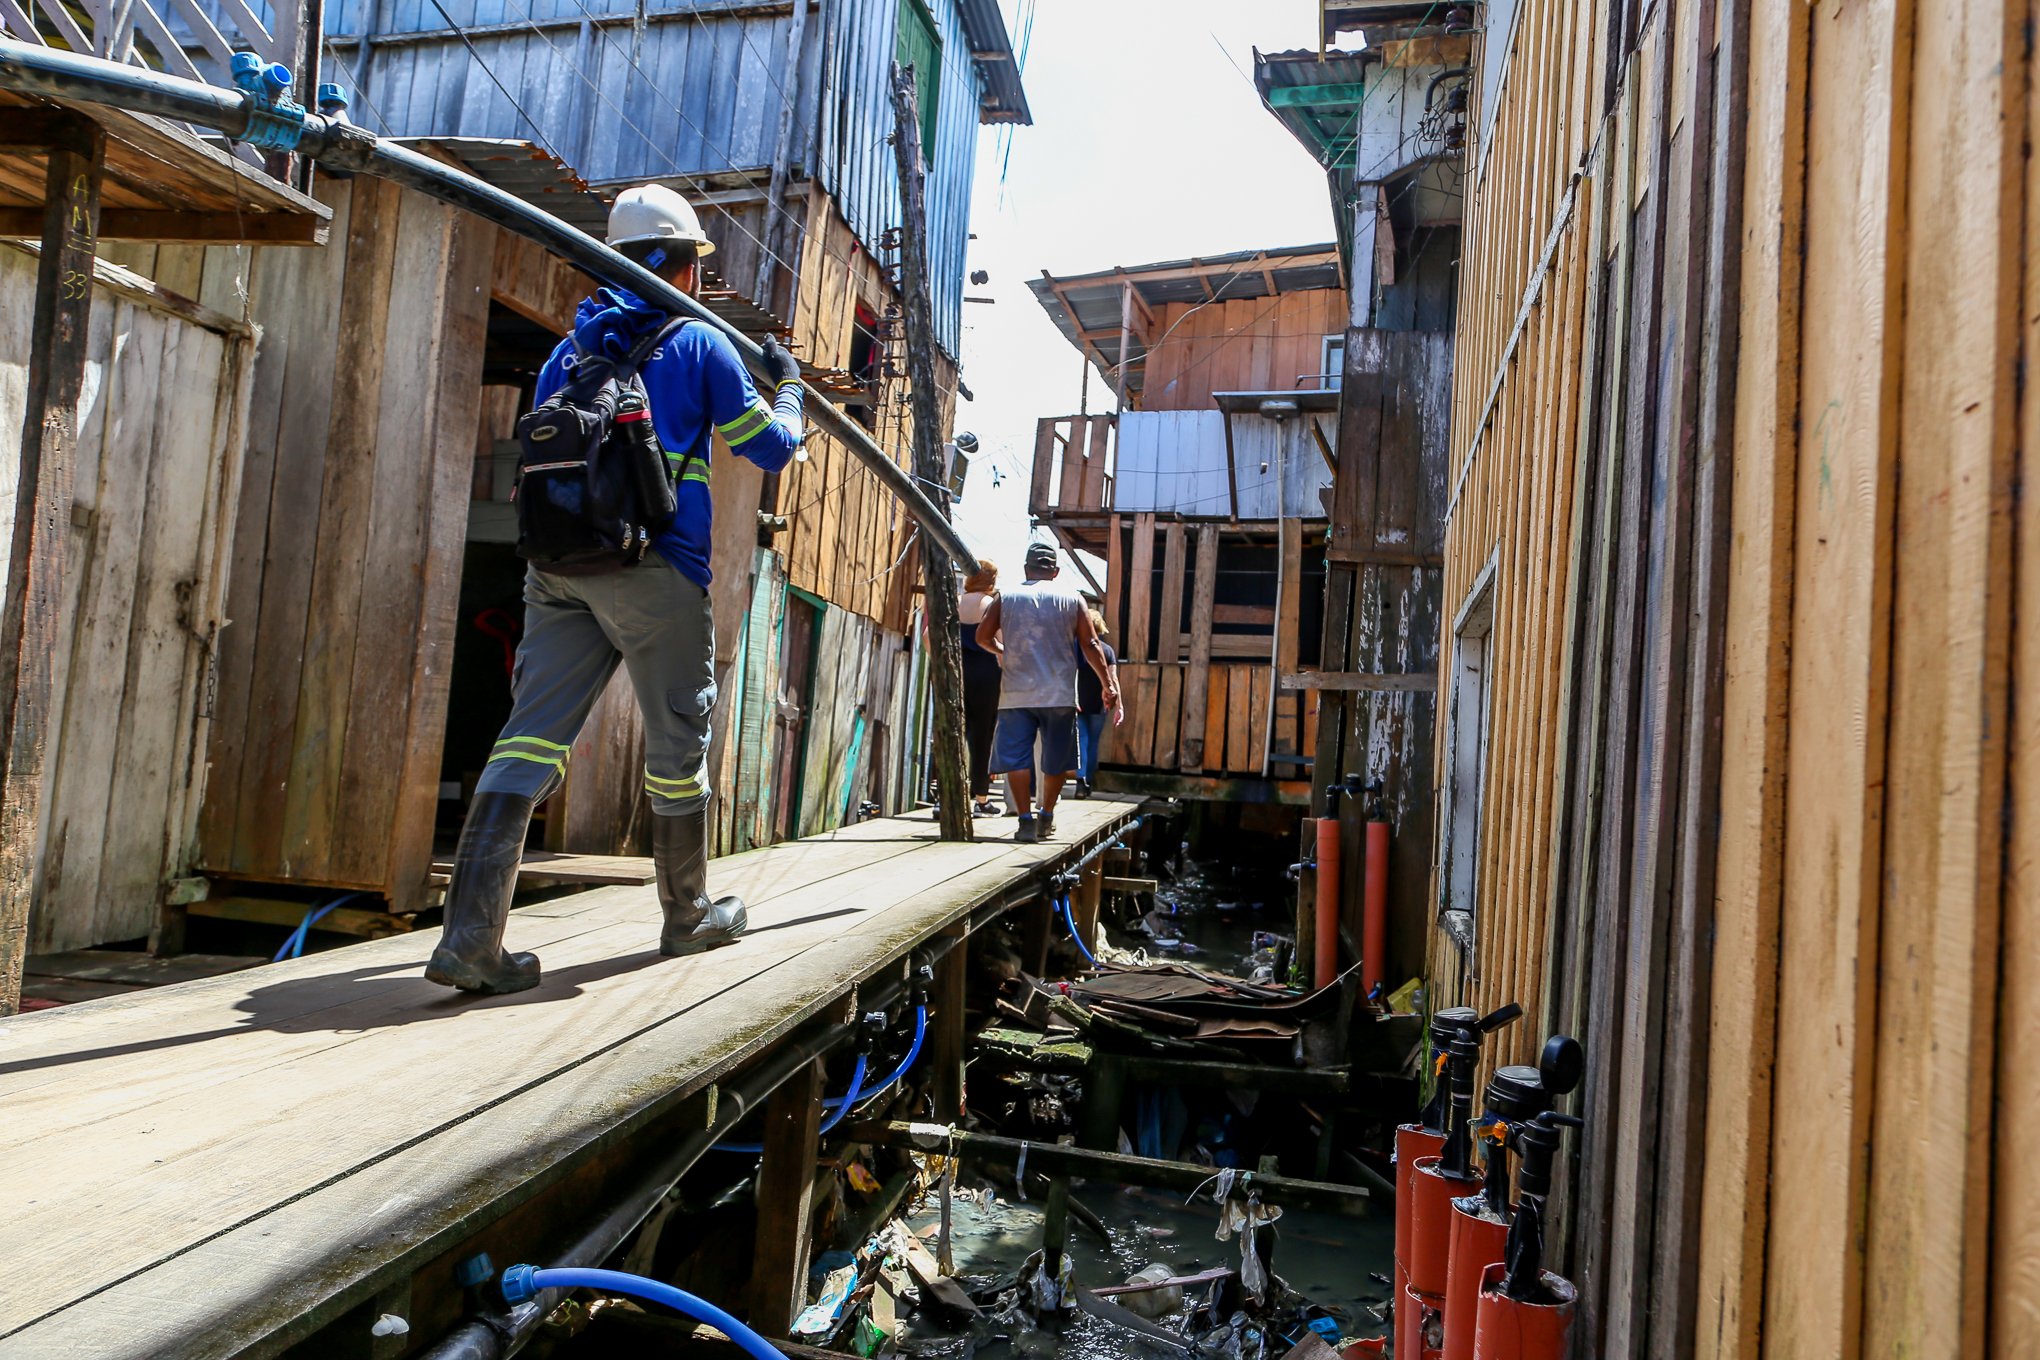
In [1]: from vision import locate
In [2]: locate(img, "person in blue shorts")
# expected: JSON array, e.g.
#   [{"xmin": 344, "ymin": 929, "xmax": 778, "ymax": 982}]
[{"xmin": 974, "ymin": 541, "xmax": 1119, "ymax": 842}]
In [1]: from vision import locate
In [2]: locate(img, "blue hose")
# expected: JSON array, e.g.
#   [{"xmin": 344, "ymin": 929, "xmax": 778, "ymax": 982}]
[
  {"xmin": 272, "ymin": 892, "xmax": 367, "ymax": 962},
  {"xmin": 501, "ymin": 1266, "xmax": 781, "ymax": 1360},
  {"xmin": 1059, "ymin": 893, "xmax": 1098, "ymax": 966},
  {"xmin": 825, "ymin": 1005, "xmax": 925, "ymax": 1110},
  {"xmin": 715, "ymin": 1054, "xmax": 868, "ymax": 1154}
]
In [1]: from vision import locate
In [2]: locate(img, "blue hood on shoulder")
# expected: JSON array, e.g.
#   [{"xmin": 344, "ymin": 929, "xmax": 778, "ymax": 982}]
[{"xmin": 570, "ymin": 286, "xmax": 673, "ymax": 363}]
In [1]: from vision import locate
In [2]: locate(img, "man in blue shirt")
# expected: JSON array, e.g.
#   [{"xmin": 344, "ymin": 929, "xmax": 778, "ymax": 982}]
[{"xmin": 428, "ymin": 184, "xmax": 804, "ymax": 995}]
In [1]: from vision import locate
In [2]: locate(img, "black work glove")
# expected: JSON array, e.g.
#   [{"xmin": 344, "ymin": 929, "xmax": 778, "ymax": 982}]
[{"xmin": 759, "ymin": 335, "xmax": 802, "ymax": 388}]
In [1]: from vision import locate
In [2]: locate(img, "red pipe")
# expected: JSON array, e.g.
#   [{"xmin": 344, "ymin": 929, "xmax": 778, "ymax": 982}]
[
  {"xmin": 1404, "ymin": 1282, "xmax": 1446, "ymax": 1359},
  {"xmin": 1408, "ymin": 1157, "xmax": 1477, "ymax": 1298},
  {"xmin": 1442, "ymin": 1201, "xmax": 1510, "ymax": 1360},
  {"xmin": 1470, "ymin": 1263, "xmax": 1575, "ymax": 1360},
  {"xmin": 1315, "ymin": 816, "xmax": 1340, "ymax": 989},
  {"xmin": 1363, "ymin": 818, "xmax": 1389, "ymax": 996},
  {"xmin": 1393, "ymin": 1124, "xmax": 1443, "ymax": 1360}
]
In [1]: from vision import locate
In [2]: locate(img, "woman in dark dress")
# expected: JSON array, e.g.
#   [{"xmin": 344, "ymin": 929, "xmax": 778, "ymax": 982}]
[
  {"xmin": 958, "ymin": 561, "xmax": 1003, "ymax": 815},
  {"xmin": 1072, "ymin": 608, "xmax": 1122, "ymax": 799}
]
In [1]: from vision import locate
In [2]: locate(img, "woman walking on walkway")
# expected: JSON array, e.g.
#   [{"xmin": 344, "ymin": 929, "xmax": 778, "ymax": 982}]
[
  {"xmin": 958, "ymin": 561, "xmax": 1004, "ymax": 816},
  {"xmin": 1072, "ymin": 608, "xmax": 1122, "ymax": 799}
]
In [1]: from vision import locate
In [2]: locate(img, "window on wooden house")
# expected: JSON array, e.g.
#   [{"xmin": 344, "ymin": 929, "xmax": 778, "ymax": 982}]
[
  {"xmin": 848, "ymin": 304, "xmax": 882, "ymax": 431},
  {"xmin": 1320, "ymin": 334, "xmax": 1346, "ymax": 391},
  {"xmin": 1438, "ymin": 561, "xmax": 1496, "ymax": 952},
  {"xmin": 895, "ymin": 0, "xmax": 943, "ymax": 153}
]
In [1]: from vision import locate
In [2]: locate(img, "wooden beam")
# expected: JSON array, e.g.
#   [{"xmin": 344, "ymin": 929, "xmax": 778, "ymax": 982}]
[
  {"xmin": 0, "ymin": 121, "xmax": 101, "ymax": 1018},
  {"xmin": 844, "ymin": 1122, "xmax": 1370, "ymax": 1212},
  {"xmin": 0, "ymin": 209, "xmax": 329, "ymax": 245},
  {"xmin": 1093, "ymin": 769, "xmax": 1311, "ymax": 807},
  {"xmin": 929, "ymin": 934, "xmax": 968, "ymax": 1122},
  {"xmin": 1179, "ymin": 526, "xmax": 1220, "ymax": 770},
  {"xmin": 1283, "ymin": 671, "xmax": 1439, "ymax": 692},
  {"xmin": 749, "ymin": 1056, "xmax": 828, "ymax": 1333},
  {"xmin": 1156, "ymin": 522, "xmax": 1186, "ymax": 663}
]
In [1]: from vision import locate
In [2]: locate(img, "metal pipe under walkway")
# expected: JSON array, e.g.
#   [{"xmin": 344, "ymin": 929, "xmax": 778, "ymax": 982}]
[{"xmin": 0, "ymin": 798, "xmax": 1141, "ymax": 1358}]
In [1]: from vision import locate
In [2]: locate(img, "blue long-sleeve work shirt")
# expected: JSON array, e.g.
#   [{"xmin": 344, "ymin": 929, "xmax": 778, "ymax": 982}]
[{"xmin": 535, "ymin": 287, "xmax": 801, "ymax": 587}]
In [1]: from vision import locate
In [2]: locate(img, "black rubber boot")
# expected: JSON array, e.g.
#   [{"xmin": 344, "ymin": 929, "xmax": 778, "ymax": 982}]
[
  {"xmin": 425, "ymin": 791, "xmax": 542, "ymax": 995},
  {"xmin": 655, "ymin": 808, "xmax": 748, "ymax": 956}
]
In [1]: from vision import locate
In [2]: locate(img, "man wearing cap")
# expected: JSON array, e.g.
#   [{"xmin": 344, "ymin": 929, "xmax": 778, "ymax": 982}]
[
  {"xmin": 975, "ymin": 542, "xmax": 1119, "ymax": 842},
  {"xmin": 427, "ymin": 183, "xmax": 805, "ymax": 995}
]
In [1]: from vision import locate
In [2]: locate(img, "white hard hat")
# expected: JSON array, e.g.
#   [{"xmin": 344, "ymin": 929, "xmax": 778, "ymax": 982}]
[{"xmin": 607, "ymin": 183, "xmax": 716, "ymax": 256}]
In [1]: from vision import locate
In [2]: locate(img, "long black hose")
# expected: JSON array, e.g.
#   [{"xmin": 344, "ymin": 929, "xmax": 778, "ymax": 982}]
[{"xmin": 0, "ymin": 38, "xmax": 979, "ymax": 568}]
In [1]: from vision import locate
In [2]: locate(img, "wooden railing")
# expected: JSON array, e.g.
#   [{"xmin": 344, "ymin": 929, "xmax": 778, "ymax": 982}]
[
  {"xmin": 1030, "ymin": 413, "xmax": 1115, "ymax": 517},
  {"xmin": 2, "ymin": 0, "xmax": 304, "ymax": 92}
]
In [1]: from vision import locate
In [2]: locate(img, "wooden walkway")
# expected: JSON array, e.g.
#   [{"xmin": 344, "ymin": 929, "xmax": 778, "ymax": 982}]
[{"xmin": 0, "ymin": 799, "xmax": 1138, "ymax": 1359}]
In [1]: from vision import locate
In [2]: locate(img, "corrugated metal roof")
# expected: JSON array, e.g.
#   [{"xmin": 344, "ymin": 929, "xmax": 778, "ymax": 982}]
[
  {"xmin": 1028, "ymin": 245, "xmax": 1345, "ymax": 400},
  {"xmin": 1254, "ymin": 47, "xmax": 1373, "ymax": 169},
  {"xmin": 954, "ymin": 0, "xmax": 1032, "ymax": 125}
]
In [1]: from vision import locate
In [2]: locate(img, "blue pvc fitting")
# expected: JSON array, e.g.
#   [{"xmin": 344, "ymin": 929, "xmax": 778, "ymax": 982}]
[
  {"xmin": 824, "ymin": 1005, "xmax": 925, "ymax": 1110},
  {"xmin": 715, "ymin": 1054, "xmax": 867, "ymax": 1154},
  {"xmin": 500, "ymin": 1266, "xmax": 783, "ymax": 1360}
]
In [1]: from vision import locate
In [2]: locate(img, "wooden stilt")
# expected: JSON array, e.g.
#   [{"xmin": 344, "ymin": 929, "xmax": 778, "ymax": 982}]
[
  {"xmin": 0, "ymin": 120, "xmax": 103, "ymax": 1018},
  {"xmin": 749, "ymin": 1055, "xmax": 828, "ymax": 1333},
  {"xmin": 887, "ymin": 63, "xmax": 970, "ymax": 844},
  {"xmin": 930, "ymin": 933, "xmax": 968, "ymax": 1121}
]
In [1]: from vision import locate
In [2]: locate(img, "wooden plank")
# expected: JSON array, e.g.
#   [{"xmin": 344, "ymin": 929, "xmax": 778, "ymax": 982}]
[
  {"xmin": 1224, "ymin": 667, "xmax": 1253, "ymax": 773},
  {"xmin": 331, "ymin": 190, "xmax": 457, "ymax": 890},
  {"xmin": 218, "ymin": 180, "xmax": 351, "ymax": 878},
  {"xmin": 1179, "ymin": 526, "xmax": 1219, "ymax": 770},
  {"xmin": 0, "ymin": 121, "xmax": 100, "ymax": 1016},
  {"xmin": 1125, "ymin": 512, "xmax": 1156, "ymax": 663},
  {"xmin": 0, "ymin": 207, "xmax": 326, "ymax": 244},
  {"xmin": 1085, "ymin": 414, "xmax": 1113, "ymax": 507},
  {"xmin": 277, "ymin": 176, "xmax": 403, "ymax": 883},
  {"xmin": 749, "ymin": 1054, "xmax": 827, "ymax": 1334},
  {"xmin": 1030, "ymin": 417, "xmax": 1059, "ymax": 516},
  {"xmin": 384, "ymin": 207, "xmax": 494, "ymax": 910},
  {"xmin": 1861, "ymin": 0, "xmax": 2018, "ymax": 1347},
  {"xmin": 1126, "ymin": 664, "xmax": 1159, "ymax": 769},
  {"xmin": 1201, "ymin": 665, "xmax": 1228, "ymax": 779},
  {"xmin": 1282, "ymin": 671, "xmax": 1438, "ymax": 692},
  {"xmin": 1760, "ymin": 0, "xmax": 1909, "ymax": 1347},
  {"xmin": 1152, "ymin": 663, "xmax": 1183, "ymax": 770},
  {"xmin": 1155, "ymin": 522, "xmax": 1185, "ymax": 663},
  {"xmin": 1274, "ymin": 518, "xmax": 1304, "ymax": 762},
  {"xmin": 1246, "ymin": 666, "xmax": 1271, "ymax": 773}
]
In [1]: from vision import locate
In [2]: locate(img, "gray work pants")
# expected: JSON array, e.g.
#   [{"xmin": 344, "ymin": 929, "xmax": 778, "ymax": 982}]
[{"xmin": 474, "ymin": 555, "xmax": 715, "ymax": 815}]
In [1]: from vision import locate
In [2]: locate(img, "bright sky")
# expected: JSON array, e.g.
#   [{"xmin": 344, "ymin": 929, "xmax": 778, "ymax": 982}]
[{"xmin": 946, "ymin": 0, "xmax": 1339, "ymax": 579}]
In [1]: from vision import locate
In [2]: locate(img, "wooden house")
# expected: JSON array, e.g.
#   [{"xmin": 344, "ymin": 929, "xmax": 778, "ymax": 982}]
[
  {"xmin": 1242, "ymin": 27, "xmax": 1466, "ymax": 988},
  {"xmin": 1406, "ymin": 0, "xmax": 2040, "ymax": 1350},
  {"xmin": 0, "ymin": 0, "xmax": 1029, "ymax": 968},
  {"xmin": 1026, "ymin": 246, "xmax": 1350, "ymax": 807}
]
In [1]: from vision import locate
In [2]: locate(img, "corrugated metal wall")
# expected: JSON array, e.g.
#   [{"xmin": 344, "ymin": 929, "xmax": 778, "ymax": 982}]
[
  {"xmin": 324, "ymin": 0, "xmax": 982, "ymax": 353},
  {"xmin": 817, "ymin": 0, "xmax": 979, "ymax": 353}
]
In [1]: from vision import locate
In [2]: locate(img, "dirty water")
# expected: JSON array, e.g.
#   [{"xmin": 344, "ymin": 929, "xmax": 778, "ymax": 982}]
[{"xmin": 891, "ymin": 1179, "xmax": 1393, "ymax": 1360}]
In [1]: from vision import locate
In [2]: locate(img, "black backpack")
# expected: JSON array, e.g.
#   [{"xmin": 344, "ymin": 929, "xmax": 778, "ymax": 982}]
[{"xmin": 513, "ymin": 316, "xmax": 694, "ymax": 574}]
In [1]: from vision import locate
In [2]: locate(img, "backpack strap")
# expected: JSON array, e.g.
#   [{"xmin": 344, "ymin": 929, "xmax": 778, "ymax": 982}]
[{"xmin": 624, "ymin": 315, "xmax": 691, "ymax": 374}]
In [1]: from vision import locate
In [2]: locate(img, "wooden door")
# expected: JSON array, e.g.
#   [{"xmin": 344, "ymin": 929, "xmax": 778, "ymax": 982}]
[{"xmin": 0, "ymin": 244, "xmax": 255, "ymax": 952}]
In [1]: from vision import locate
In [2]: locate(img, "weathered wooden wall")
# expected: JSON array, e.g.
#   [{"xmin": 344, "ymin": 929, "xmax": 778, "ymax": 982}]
[
  {"xmin": 1139, "ymin": 289, "xmax": 1347, "ymax": 411},
  {"xmin": 1697, "ymin": 0, "xmax": 2029, "ymax": 1356},
  {"xmin": 0, "ymin": 243, "xmax": 255, "ymax": 952},
  {"xmin": 1439, "ymin": 0, "xmax": 2039, "ymax": 1352},
  {"xmin": 197, "ymin": 176, "xmax": 492, "ymax": 914},
  {"xmin": 1314, "ymin": 328, "xmax": 1451, "ymax": 991}
]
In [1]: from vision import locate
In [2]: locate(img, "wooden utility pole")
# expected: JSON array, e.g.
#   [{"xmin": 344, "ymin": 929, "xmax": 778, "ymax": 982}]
[
  {"xmin": 888, "ymin": 61, "xmax": 972, "ymax": 843},
  {"xmin": 0, "ymin": 119, "xmax": 104, "ymax": 1015}
]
